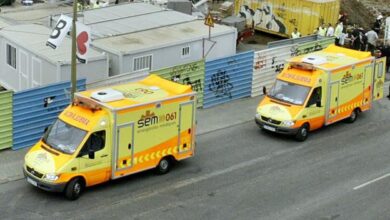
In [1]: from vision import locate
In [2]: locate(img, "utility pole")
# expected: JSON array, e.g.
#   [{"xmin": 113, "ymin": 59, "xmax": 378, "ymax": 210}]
[{"xmin": 71, "ymin": 0, "xmax": 78, "ymax": 101}]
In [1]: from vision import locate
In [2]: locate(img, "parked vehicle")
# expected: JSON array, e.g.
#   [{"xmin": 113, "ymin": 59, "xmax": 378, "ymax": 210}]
[
  {"xmin": 220, "ymin": 16, "xmax": 254, "ymax": 45},
  {"xmin": 235, "ymin": 0, "xmax": 340, "ymax": 38},
  {"xmin": 255, "ymin": 45, "xmax": 386, "ymax": 141},
  {"xmin": 24, "ymin": 75, "xmax": 197, "ymax": 200}
]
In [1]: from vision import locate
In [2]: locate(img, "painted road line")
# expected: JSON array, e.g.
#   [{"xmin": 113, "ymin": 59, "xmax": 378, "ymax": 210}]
[{"xmin": 353, "ymin": 173, "xmax": 390, "ymax": 190}]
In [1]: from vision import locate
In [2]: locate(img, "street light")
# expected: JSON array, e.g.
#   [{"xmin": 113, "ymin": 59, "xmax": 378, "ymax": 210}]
[{"xmin": 71, "ymin": 0, "xmax": 78, "ymax": 101}]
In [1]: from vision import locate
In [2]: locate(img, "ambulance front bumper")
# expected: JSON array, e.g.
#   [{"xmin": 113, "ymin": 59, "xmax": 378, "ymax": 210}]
[
  {"xmin": 23, "ymin": 167, "xmax": 66, "ymax": 193},
  {"xmin": 255, "ymin": 118, "xmax": 299, "ymax": 135}
]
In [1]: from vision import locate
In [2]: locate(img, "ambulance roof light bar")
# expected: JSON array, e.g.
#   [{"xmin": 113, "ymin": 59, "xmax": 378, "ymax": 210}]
[
  {"xmin": 73, "ymin": 95, "xmax": 102, "ymax": 111},
  {"xmin": 289, "ymin": 62, "xmax": 316, "ymax": 71}
]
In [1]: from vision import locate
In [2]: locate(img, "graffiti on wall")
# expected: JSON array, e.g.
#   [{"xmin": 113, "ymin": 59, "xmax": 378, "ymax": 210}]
[
  {"xmin": 169, "ymin": 63, "xmax": 203, "ymax": 92},
  {"xmin": 290, "ymin": 43, "xmax": 323, "ymax": 56},
  {"xmin": 254, "ymin": 54, "xmax": 267, "ymax": 70},
  {"xmin": 271, "ymin": 57, "xmax": 284, "ymax": 73},
  {"xmin": 254, "ymin": 53, "xmax": 285, "ymax": 74},
  {"xmin": 240, "ymin": 3, "xmax": 287, "ymax": 35},
  {"xmin": 208, "ymin": 70, "xmax": 233, "ymax": 99}
]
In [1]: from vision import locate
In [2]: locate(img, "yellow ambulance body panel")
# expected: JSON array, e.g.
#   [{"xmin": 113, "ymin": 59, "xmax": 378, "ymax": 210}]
[
  {"xmin": 255, "ymin": 45, "xmax": 386, "ymax": 141},
  {"xmin": 24, "ymin": 75, "xmax": 196, "ymax": 199},
  {"xmin": 235, "ymin": 0, "xmax": 340, "ymax": 38}
]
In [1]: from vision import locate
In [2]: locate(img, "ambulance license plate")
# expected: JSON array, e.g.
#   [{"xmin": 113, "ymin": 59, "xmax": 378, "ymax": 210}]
[
  {"xmin": 263, "ymin": 125, "xmax": 276, "ymax": 132},
  {"xmin": 27, "ymin": 177, "xmax": 37, "ymax": 187}
]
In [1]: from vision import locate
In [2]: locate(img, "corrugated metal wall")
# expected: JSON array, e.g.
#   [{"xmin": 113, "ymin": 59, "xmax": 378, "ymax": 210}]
[
  {"xmin": 151, "ymin": 60, "xmax": 205, "ymax": 108},
  {"xmin": 267, "ymin": 35, "xmax": 322, "ymax": 48},
  {"xmin": 0, "ymin": 91, "xmax": 13, "ymax": 150},
  {"xmin": 13, "ymin": 80, "xmax": 86, "ymax": 150},
  {"xmin": 87, "ymin": 71, "xmax": 149, "ymax": 89},
  {"xmin": 204, "ymin": 51, "xmax": 253, "ymax": 108},
  {"xmin": 252, "ymin": 45, "xmax": 293, "ymax": 97},
  {"xmin": 292, "ymin": 37, "xmax": 336, "ymax": 56}
]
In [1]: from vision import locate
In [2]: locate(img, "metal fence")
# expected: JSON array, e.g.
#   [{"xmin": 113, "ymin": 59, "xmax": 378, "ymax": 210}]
[
  {"xmin": 204, "ymin": 51, "xmax": 254, "ymax": 108},
  {"xmin": 291, "ymin": 37, "xmax": 336, "ymax": 57},
  {"xmin": 12, "ymin": 80, "xmax": 86, "ymax": 150},
  {"xmin": 267, "ymin": 35, "xmax": 325, "ymax": 48},
  {"xmin": 151, "ymin": 60, "xmax": 205, "ymax": 108},
  {"xmin": 252, "ymin": 37, "xmax": 336, "ymax": 97},
  {"xmin": 0, "ymin": 90, "xmax": 13, "ymax": 150},
  {"xmin": 87, "ymin": 71, "xmax": 149, "ymax": 89},
  {"xmin": 252, "ymin": 45, "xmax": 294, "ymax": 97}
]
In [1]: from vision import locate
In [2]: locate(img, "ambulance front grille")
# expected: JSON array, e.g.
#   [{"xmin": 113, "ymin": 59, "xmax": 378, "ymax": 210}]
[
  {"xmin": 261, "ymin": 116, "xmax": 281, "ymax": 125},
  {"xmin": 26, "ymin": 166, "xmax": 44, "ymax": 179}
]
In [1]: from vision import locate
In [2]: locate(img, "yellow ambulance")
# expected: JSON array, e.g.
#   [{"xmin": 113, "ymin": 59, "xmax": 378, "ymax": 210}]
[
  {"xmin": 255, "ymin": 45, "xmax": 386, "ymax": 141},
  {"xmin": 24, "ymin": 75, "xmax": 196, "ymax": 200}
]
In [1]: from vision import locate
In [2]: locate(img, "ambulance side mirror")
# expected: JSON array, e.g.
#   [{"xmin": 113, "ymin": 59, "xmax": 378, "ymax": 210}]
[
  {"xmin": 262, "ymin": 86, "xmax": 267, "ymax": 95},
  {"xmin": 44, "ymin": 125, "xmax": 52, "ymax": 133},
  {"xmin": 88, "ymin": 150, "xmax": 95, "ymax": 159}
]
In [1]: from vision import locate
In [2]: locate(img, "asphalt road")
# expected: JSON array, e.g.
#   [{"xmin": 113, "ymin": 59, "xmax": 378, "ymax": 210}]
[{"xmin": 0, "ymin": 99, "xmax": 390, "ymax": 220}]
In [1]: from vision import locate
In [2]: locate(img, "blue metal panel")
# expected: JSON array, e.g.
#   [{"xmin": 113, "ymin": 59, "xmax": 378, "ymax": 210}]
[
  {"xmin": 12, "ymin": 80, "xmax": 86, "ymax": 150},
  {"xmin": 204, "ymin": 51, "xmax": 254, "ymax": 108}
]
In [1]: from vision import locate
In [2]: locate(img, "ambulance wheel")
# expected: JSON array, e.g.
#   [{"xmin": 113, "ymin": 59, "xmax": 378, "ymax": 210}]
[
  {"xmin": 65, "ymin": 177, "xmax": 84, "ymax": 200},
  {"xmin": 155, "ymin": 157, "xmax": 171, "ymax": 175},
  {"xmin": 346, "ymin": 109, "xmax": 359, "ymax": 123},
  {"xmin": 295, "ymin": 124, "xmax": 309, "ymax": 142}
]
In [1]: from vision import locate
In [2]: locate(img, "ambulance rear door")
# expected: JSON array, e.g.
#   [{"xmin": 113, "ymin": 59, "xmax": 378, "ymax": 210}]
[{"xmin": 373, "ymin": 57, "xmax": 386, "ymax": 100}]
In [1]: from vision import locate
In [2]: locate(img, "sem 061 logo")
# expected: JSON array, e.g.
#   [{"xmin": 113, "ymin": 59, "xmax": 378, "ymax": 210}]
[
  {"xmin": 341, "ymin": 71, "xmax": 363, "ymax": 85},
  {"xmin": 137, "ymin": 110, "xmax": 177, "ymax": 128}
]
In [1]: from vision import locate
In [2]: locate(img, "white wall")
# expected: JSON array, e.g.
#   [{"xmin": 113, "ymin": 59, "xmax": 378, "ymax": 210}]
[
  {"xmin": 0, "ymin": 39, "xmax": 19, "ymax": 91},
  {"xmin": 119, "ymin": 31, "xmax": 237, "ymax": 75},
  {"xmin": 0, "ymin": 37, "xmax": 108, "ymax": 92},
  {"xmin": 60, "ymin": 58, "xmax": 108, "ymax": 84}
]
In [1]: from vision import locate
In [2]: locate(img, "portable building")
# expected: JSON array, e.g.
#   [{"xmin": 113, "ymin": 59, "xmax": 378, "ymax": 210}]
[
  {"xmin": 92, "ymin": 20, "xmax": 237, "ymax": 76},
  {"xmin": 0, "ymin": 24, "xmax": 108, "ymax": 91},
  {"xmin": 50, "ymin": 3, "xmax": 197, "ymax": 40},
  {"xmin": 50, "ymin": 3, "xmax": 237, "ymax": 76},
  {"xmin": 235, "ymin": 0, "xmax": 340, "ymax": 38},
  {"xmin": 0, "ymin": 18, "xmax": 10, "ymax": 29}
]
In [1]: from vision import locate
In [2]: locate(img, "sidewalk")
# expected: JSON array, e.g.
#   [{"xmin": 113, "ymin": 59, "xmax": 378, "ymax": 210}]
[{"xmin": 1, "ymin": 82, "xmax": 389, "ymax": 185}]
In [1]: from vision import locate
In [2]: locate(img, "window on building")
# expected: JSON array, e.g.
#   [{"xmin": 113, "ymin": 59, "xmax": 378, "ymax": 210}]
[
  {"xmin": 133, "ymin": 55, "xmax": 152, "ymax": 71},
  {"xmin": 182, "ymin": 46, "xmax": 190, "ymax": 57},
  {"xmin": 6, "ymin": 44, "xmax": 16, "ymax": 69}
]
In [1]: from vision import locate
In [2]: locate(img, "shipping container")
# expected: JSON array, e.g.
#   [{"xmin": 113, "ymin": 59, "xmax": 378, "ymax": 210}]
[{"xmin": 235, "ymin": 0, "xmax": 340, "ymax": 38}]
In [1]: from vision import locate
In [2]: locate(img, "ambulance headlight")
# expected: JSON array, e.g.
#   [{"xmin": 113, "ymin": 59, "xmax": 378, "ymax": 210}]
[
  {"xmin": 255, "ymin": 113, "xmax": 261, "ymax": 119},
  {"xmin": 44, "ymin": 173, "xmax": 59, "ymax": 181},
  {"xmin": 281, "ymin": 120, "xmax": 295, "ymax": 127}
]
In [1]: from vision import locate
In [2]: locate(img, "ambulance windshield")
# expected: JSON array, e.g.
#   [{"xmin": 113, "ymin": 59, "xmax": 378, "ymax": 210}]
[
  {"xmin": 42, "ymin": 119, "xmax": 87, "ymax": 154},
  {"xmin": 268, "ymin": 80, "xmax": 310, "ymax": 105}
]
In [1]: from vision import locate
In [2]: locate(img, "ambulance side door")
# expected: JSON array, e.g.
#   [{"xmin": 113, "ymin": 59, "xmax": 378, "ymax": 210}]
[
  {"xmin": 178, "ymin": 101, "xmax": 195, "ymax": 154},
  {"xmin": 78, "ymin": 130, "xmax": 110, "ymax": 186},
  {"xmin": 326, "ymin": 81, "xmax": 340, "ymax": 124},
  {"xmin": 303, "ymin": 86, "xmax": 325, "ymax": 130}
]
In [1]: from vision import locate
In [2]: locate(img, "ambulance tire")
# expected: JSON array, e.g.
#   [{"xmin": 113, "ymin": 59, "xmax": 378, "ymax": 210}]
[
  {"xmin": 155, "ymin": 157, "xmax": 172, "ymax": 175},
  {"xmin": 346, "ymin": 109, "xmax": 359, "ymax": 123},
  {"xmin": 295, "ymin": 124, "xmax": 309, "ymax": 142},
  {"xmin": 65, "ymin": 177, "xmax": 84, "ymax": 200}
]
